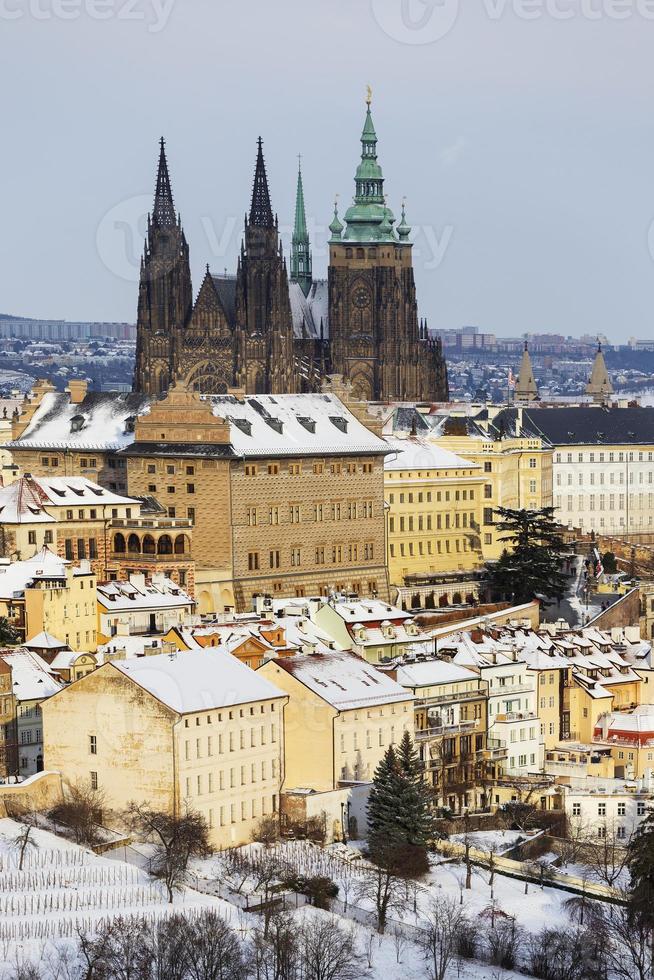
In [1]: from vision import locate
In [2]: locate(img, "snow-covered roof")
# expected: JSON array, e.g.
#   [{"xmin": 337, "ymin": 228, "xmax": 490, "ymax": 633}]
[
  {"xmin": 112, "ymin": 649, "xmax": 285, "ymax": 714},
  {"xmin": 383, "ymin": 437, "xmax": 480, "ymax": 472},
  {"xmin": 269, "ymin": 649, "xmax": 413, "ymax": 710},
  {"xmin": 0, "ymin": 476, "xmax": 136, "ymax": 523},
  {"xmin": 0, "ymin": 547, "xmax": 72, "ymax": 600},
  {"xmin": 24, "ymin": 630, "xmax": 69, "ymax": 651},
  {"xmin": 207, "ymin": 392, "xmax": 387, "ymax": 458},
  {"xmin": 50, "ymin": 649, "xmax": 95, "ymax": 669},
  {"xmin": 598, "ymin": 704, "xmax": 654, "ymax": 733},
  {"xmin": 0, "ymin": 649, "xmax": 62, "ymax": 701},
  {"xmin": 10, "ymin": 390, "xmax": 150, "ymax": 451},
  {"xmin": 395, "ymin": 660, "xmax": 481, "ymax": 690},
  {"xmin": 98, "ymin": 577, "xmax": 195, "ymax": 613},
  {"xmin": 328, "ymin": 599, "xmax": 412, "ymax": 625}
]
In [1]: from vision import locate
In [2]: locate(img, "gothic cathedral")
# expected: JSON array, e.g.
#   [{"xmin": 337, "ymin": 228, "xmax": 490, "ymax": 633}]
[{"xmin": 133, "ymin": 99, "xmax": 448, "ymax": 402}]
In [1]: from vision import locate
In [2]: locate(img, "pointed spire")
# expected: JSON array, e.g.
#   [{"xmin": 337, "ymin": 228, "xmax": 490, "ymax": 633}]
[
  {"xmin": 153, "ymin": 137, "xmax": 176, "ymax": 228},
  {"xmin": 329, "ymin": 197, "xmax": 344, "ymax": 242},
  {"xmin": 586, "ymin": 338, "xmax": 614, "ymax": 403},
  {"xmin": 290, "ymin": 157, "xmax": 313, "ymax": 297},
  {"xmin": 397, "ymin": 198, "xmax": 411, "ymax": 242},
  {"xmin": 249, "ymin": 137, "xmax": 274, "ymax": 227},
  {"xmin": 515, "ymin": 340, "xmax": 538, "ymax": 401}
]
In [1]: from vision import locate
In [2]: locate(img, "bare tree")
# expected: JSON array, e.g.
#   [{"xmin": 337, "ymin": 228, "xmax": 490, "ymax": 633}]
[
  {"xmin": 148, "ymin": 913, "xmax": 190, "ymax": 980},
  {"xmin": 483, "ymin": 915, "xmax": 521, "ymax": 971},
  {"xmin": 419, "ymin": 896, "xmax": 469, "ymax": 980},
  {"xmin": 587, "ymin": 822, "xmax": 630, "ymax": 891},
  {"xmin": 49, "ymin": 780, "xmax": 107, "ymax": 848},
  {"xmin": 392, "ymin": 925, "xmax": 408, "ymax": 965},
  {"xmin": 598, "ymin": 899, "xmax": 653, "ymax": 980},
  {"xmin": 126, "ymin": 801, "xmax": 210, "ymax": 903},
  {"xmin": 10, "ymin": 810, "xmax": 39, "ymax": 871},
  {"xmin": 251, "ymin": 815, "xmax": 280, "ymax": 847},
  {"xmin": 250, "ymin": 913, "xmax": 301, "ymax": 980},
  {"xmin": 99, "ymin": 915, "xmax": 153, "ymax": 980},
  {"xmin": 184, "ymin": 909, "xmax": 245, "ymax": 980},
  {"xmin": 355, "ymin": 865, "xmax": 407, "ymax": 935},
  {"xmin": 300, "ymin": 918, "xmax": 362, "ymax": 980}
]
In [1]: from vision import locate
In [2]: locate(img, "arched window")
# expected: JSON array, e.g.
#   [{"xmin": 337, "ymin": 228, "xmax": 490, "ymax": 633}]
[
  {"xmin": 174, "ymin": 534, "xmax": 187, "ymax": 555},
  {"xmin": 127, "ymin": 534, "xmax": 141, "ymax": 554},
  {"xmin": 142, "ymin": 534, "xmax": 155, "ymax": 555},
  {"xmin": 158, "ymin": 535, "xmax": 173, "ymax": 555},
  {"xmin": 452, "ymin": 592, "xmax": 463, "ymax": 605},
  {"xmin": 113, "ymin": 533, "xmax": 126, "ymax": 554}
]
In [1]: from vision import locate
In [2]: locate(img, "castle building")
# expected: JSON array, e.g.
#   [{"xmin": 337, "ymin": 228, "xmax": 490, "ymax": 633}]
[
  {"xmin": 132, "ymin": 99, "xmax": 448, "ymax": 402},
  {"xmin": 514, "ymin": 342, "xmax": 539, "ymax": 402}
]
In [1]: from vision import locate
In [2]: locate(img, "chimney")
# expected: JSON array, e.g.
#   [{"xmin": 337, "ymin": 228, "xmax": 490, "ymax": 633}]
[
  {"xmin": 66, "ymin": 379, "xmax": 88, "ymax": 405},
  {"xmin": 470, "ymin": 629, "xmax": 484, "ymax": 643}
]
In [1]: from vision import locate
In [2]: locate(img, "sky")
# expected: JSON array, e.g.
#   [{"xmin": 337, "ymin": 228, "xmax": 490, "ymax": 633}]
[{"xmin": 2, "ymin": 0, "xmax": 654, "ymax": 341}]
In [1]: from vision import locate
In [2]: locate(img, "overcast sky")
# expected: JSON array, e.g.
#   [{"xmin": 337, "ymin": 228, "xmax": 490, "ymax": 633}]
[{"xmin": 2, "ymin": 0, "xmax": 654, "ymax": 340}]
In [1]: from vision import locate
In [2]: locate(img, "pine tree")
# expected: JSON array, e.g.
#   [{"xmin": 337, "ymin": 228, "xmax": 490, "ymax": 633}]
[
  {"xmin": 0, "ymin": 617, "xmax": 18, "ymax": 646},
  {"xmin": 486, "ymin": 506, "xmax": 568, "ymax": 605},
  {"xmin": 367, "ymin": 737, "xmax": 434, "ymax": 872}
]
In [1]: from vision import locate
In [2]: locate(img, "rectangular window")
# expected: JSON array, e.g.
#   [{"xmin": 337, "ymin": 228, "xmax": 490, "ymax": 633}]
[
  {"xmin": 90, "ymin": 771, "xmax": 98, "ymax": 790},
  {"xmin": 89, "ymin": 734, "xmax": 97, "ymax": 755}
]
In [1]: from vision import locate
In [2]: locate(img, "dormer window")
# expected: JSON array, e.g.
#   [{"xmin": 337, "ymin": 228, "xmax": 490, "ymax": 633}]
[
  {"xmin": 232, "ymin": 418, "xmax": 252, "ymax": 436},
  {"xmin": 265, "ymin": 418, "xmax": 283, "ymax": 434},
  {"xmin": 297, "ymin": 416, "xmax": 316, "ymax": 433},
  {"xmin": 70, "ymin": 415, "xmax": 85, "ymax": 433},
  {"xmin": 124, "ymin": 416, "xmax": 136, "ymax": 434},
  {"xmin": 329, "ymin": 416, "xmax": 348, "ymax": 433}
]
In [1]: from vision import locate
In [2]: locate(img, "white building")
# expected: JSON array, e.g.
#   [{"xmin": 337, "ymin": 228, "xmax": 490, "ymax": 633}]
[
  {"xmin": 0, "ymin": 649, "xmax": 62, "ymax": 776},
  {"xmin": 97, "ymin": 573, "xmax": 195, "ymax": 637},
  {"xmin": 563, "ymin": 778, "xmax": 654, "ymax": 841}
]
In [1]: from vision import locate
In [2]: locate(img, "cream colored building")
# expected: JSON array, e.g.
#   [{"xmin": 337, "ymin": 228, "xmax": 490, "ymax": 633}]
[
  {"xmin": 0, "ymin": 547, "xmax": 97, "ymax": 650},
  {"xmin": 384, "ymin": 438, "xmax": 484, "ymax": 585},
  {"xmin": 384, "ymin": 406, "xmax": 553, "ymax": 562},
  {"xmin": 518, "ymin": 405, "xmax": 654, "ymax": 535},
  {"xmin": 258, "ymin": 649, "xmax": 414, "ymax": 792},
  {"xmin": 42, "ymin": 648, "xmax": 287, "ymax": 848}
]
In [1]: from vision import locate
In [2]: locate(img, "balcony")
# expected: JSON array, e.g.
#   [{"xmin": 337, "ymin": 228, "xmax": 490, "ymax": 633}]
[
  {"xmin": 414, "ymin": 689, "xmax": 486, "ymax": 709},
  {"xmin": 415, "ymin": 719, "xmax": 480, "ymax": 740},
  {"xmin": 492, "ymin": 711, "xmax": 538, "ymax": 723},
  {"xmin": 110, "ymin": 517, "xmax": 193, "ymax": 529},
  {"xmin": 488, "ymin": 683, "xmax": 534, "ymax": 697}
]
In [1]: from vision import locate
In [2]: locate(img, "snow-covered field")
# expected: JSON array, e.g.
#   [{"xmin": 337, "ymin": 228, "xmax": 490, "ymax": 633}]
[
  {"xmin": 0, "ymin": 821, "xmax": 601, "ymax": 979},
  {"xmin": 0, "ymin": 818, "xmax": 232, "ymax": 971}
]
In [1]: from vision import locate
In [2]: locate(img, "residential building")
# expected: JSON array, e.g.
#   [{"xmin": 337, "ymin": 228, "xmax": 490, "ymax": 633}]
[
  {"xmin": 42, "ymin": 649, "xmax": 287, "ymax": 847},
  {"xmin": 0, "ymin": 474, "xmax": 194, "ymax": 592},
  {"xmin": 8, "ymin": 379, "xmax": 149, "ymax": 495},
  {"xmin": 97, "ymin": 574, "xmax": 195, "ymax": 640},
  {"xmin": 446, "ymin": 633, "xmax": 542, "ymax": 775},
  {"xmin": 518, "ymin": 405, "xmax": 654, "ymax": 534},
  {"xmin": 0, "ymin": 660, "xmax": 17, "ymax": 778},
  {"xmin": 591, "ymin": 706, "xmax": 654, "ymax": 779},
  {"xmin": 0, "ymin": 547, "xmax": 97, "ymax": 650},
  {"xmin": 384, "ymin": 405, "xmax": 553, "ymax": 562},
  {"xmin": 0, "ymin": 649, "xmax": 62, "ymax": 776},
  {"xmin": 258, "ymin": 649, "xmax": 413, "ymax": 792},
  {"xmin": 310, "ymin": 597, "xmax": 428, "ymax": 663},
  {"xmin": 120, "ymin": 381, "xmax": 390, "ymax": 613},
  {"xmin": 163, "ymin": 618, "xmax": 292, "ymax": 670},
  {"xmin": 388, "ymin": 658, "xmax": 501, "ymax": 813},
  {"xmin": 384, "ymin": 438, "xmax": 484, "ymax": 587},
  {"xmin": 563, "ymin": 778, "xmax": 653, "ymax": 840}
]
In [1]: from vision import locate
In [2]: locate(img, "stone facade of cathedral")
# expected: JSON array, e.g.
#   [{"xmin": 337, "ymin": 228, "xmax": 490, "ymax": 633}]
[{"xmin": 133, "ymin": 105, "xmax": 448, "ymax": 402}]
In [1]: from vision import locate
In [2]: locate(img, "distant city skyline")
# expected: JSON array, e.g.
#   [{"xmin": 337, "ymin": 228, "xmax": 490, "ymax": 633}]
[{"xmin": 2, "ymin": 3, "xmax": 654, "ymax": 341}]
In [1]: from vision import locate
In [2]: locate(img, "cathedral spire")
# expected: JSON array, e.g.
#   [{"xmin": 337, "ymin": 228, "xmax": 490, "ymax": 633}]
[
  {"xmin": 152, "ymin": 137, "xmax": 177, "ymax": 228},
  {"xmin": 586, "ymin": 339, "xmax": 614, "ymax": 404},
  {"xmin": 249, "ymin": 137, "xmax": 274, "ymax": 227},
  {"xmin": 291, "ymin": 158, "xmax": 312, "ymax": 297},
  {"xmin": 341, "ymin": 89, "xmax": 395, "ymax": 243},
  {"xmin": 515, "ymin": 340, "xmax": 539, "ymax": 402}
]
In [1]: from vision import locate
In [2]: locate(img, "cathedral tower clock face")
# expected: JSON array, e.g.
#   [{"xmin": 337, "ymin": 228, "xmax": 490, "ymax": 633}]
[{"xmin": 352, "ymin": 286, "xmax": 371, "ymax": 309}]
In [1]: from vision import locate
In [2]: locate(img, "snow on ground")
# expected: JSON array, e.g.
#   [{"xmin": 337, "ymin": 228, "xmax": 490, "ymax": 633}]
[
  {"xmin": 0, "ymin": 823, "xmax": 593, "ymax": 979},
  {"xmin": 449, "ymin": 829, "xmax": 530, "ymax": 854},
  {"xmin": 0, "ymin": 818, "xmax": 233, "ymax": 971}
]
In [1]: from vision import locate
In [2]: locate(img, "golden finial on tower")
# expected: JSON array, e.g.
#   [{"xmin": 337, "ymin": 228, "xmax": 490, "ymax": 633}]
[{"xmin": 366, "ymin": 84, "xmax": 372, "ymax": 107}]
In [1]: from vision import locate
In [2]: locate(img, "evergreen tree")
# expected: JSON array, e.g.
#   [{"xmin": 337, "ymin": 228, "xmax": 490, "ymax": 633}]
[
  {"xmin": 627, "ymin": 808, "xmax": 654, "ymax": 931},
  {"xmin": 0, "ymin": 617, "xmax": 18, "ymax": 646},
  {"xmin": 486, "ymin": 506, "xmax": 568, "ymax": 605},
  {"xmin": 367, "ymin": 737, "xmax": 434, "ymax": 872}
]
